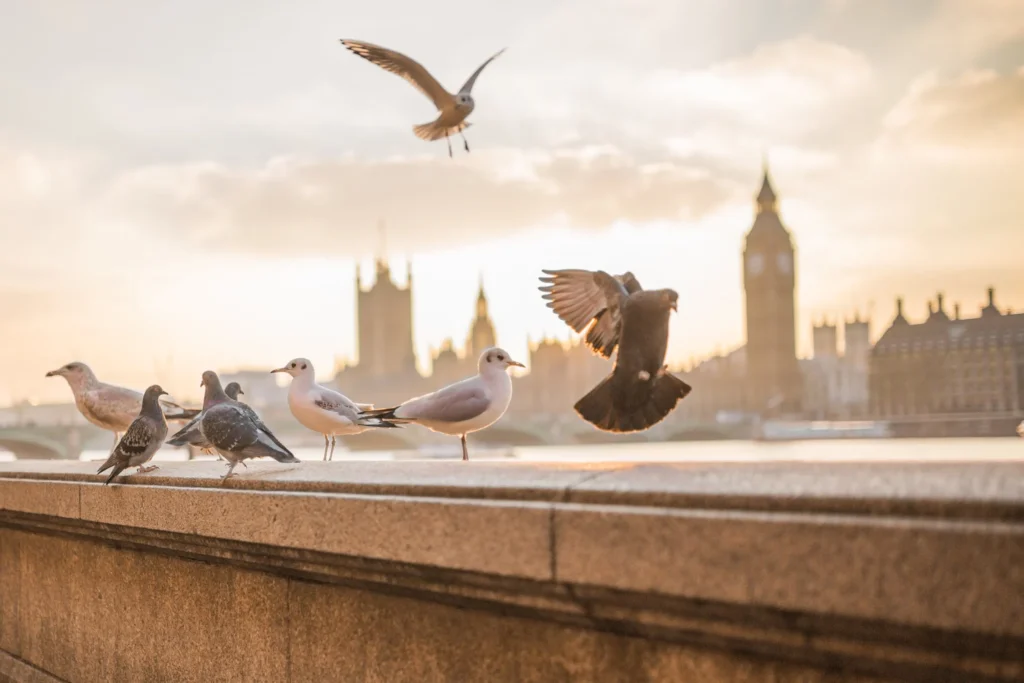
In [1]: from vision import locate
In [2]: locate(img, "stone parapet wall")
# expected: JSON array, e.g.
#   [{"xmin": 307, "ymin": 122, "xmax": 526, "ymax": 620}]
[{"xmin": 0, "ymin": 460, "xmax": 1021, "ymax": 682}]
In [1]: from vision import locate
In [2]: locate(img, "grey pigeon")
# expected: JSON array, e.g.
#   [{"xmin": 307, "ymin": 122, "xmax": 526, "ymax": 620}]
[
  {"xmin": 191, "ymin": 371, "xmax": 300, "ymax": 479},
  {"xmin": 96, "ymin": 384, "xmax": 169, "ymax": 485},
  {"xmin": 46, "ymin": 361, "xmax": 199, "ymax": 451},
  {"xmin": 224, "ymin": 382, "xmax": 243, "ymax": 401},
  {"xmin": 340, "ymin": 39, "xmax": 505, "ymax": 158},
  {"xmin": 538, "ymin": 269, "xmax": 692, "ymax": 433},
  {"xmin": 166, "ymin": 370, "xmax": 229, "ymax": 452}
]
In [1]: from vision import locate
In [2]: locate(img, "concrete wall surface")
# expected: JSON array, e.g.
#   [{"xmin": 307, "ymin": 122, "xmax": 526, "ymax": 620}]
[{"xmin": 0, "ymin": 459, "xmax": 1021, "ymax": 683}]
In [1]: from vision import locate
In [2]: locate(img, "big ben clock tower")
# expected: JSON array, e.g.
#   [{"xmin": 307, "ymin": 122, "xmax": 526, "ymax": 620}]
[{"xmin": 742, "ymin": 163, "xmax": 802, "ymax": 415}]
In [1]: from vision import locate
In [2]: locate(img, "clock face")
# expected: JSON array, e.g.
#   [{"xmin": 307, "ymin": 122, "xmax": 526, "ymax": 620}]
[
  {"xmin": 747, "ymin": 253, "xmax": 764, "ymax": 275},
  {"xmin": 776, "ymin": 252, "xmax": 792, "ymax": 273}
]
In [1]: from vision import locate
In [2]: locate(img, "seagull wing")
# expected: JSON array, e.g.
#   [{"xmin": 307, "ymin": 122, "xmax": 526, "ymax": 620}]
[
  {"xmin": 340, "ymin": 39, "xmax": 454, "ymax": 111},
  {"xmin": 83, "ymin": 384, "xmax": 142, "ymax": 430},
  {"xmin": 398, "ymin": 379, "xmax": 491, "ymax": 423},
  {"xmin": 457, "ymin": 48, "xmax": 506, "ymax": 95},
  {"xmin": 538, "ymin": 269, "xmax": 637, "ymax": 359},
  {"xmin": 313, "ymin": 387, "xmax": 360, "ymax": 421}
]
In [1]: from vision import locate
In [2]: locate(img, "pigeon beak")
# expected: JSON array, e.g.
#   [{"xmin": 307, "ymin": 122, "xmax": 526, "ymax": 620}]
[{"xmin": 508, "ymin": 360, "xmax": 525, "ymax": 368}]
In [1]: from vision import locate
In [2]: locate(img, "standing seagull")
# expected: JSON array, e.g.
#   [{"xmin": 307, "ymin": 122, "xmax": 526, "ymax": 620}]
[
  {"xmin": 96, "ymin": 385, "xmax": 169, "ymax": 485},
  {"xmin": 360, "ymin": 347, "xmax": 523, "ymax": 460},
  {"xmin": 193, "ymin": 371, "xmax": 300, "ymax": 479},
  {"xmin": 46, "ymin": 362, "xmax": 199, "ymax": 450},
  {"xmin": 340, "ymin": 39, "xmax": 505, "ymax": 158},
  {"xmin": 272, "ymin": 357, "xmax": 397, "ymax": 461},
  {"xmin": 538, "ymin": 269, "xmax": 692, "ymax": 433}
]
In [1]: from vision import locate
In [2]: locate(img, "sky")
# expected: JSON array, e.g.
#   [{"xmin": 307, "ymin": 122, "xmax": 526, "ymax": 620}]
[{"xmin": 1, "ymin": 0, "xmax": 1023, "ymax": 405}]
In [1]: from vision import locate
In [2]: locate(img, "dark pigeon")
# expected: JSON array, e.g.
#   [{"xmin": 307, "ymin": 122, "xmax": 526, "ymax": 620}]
[
  {"xmin": 97, "ymin": 385, "xmax": 169, "ymax": 485},
  {"xmin": 192, "ymin": 371, "xmax": 299, "ymax": 479},
  {"xmin": 538, "ymin": 269, "xmax": 692, "ymax": 433}
]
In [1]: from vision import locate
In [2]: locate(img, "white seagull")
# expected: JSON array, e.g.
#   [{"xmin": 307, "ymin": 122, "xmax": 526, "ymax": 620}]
[
  {"xmin": 45, "ymin": 361, "xmax": 199, "ymax": 451},
  {"xmin": 360, "ymin": 347, "xmax": 524, "ymax": 460},
  {"xmin": 340, "ymin": 39, "xmax": 505, "ymax": 158},
  {"xmin": 271, "ymin": 357, "xmax": 398, "ymax": 461}
]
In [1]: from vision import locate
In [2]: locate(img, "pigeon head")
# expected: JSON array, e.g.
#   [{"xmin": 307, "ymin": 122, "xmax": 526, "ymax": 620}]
[
  {"xmin": 660, "ymin": 289, "xmax": 679, "ymax": 313},
  {"xmin": 225, "ymin": 382, "xmax": 244, "ymax": 400},
  {"xmin": 271, "ymin": 358, "xmax": 313, "ymax": 378},
  {"xmin": 142, "ymin": 385, "xmax": 169, "ymax": 401},
  {"xmin": 479, "ymin": 347, "xmax": 525, "ymax": 374}
]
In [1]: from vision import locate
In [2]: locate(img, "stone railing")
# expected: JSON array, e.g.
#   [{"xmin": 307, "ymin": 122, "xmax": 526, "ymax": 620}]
[{"xmin": 0, "ymin": 459, "xmax": 1021, "ymax": 682}]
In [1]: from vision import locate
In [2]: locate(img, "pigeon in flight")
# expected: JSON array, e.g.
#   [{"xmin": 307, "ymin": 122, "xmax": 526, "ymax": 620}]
[
  {"xmin": 46, "ymin": 362, "xmax": 199, "ymax": 451},
  {"xmin": 272, "ymin": 357, "xmax": 398, "ymax": 461},
  {"xmin": 96, "ymin": 385, "xmax": 169, "ymax": 485},
  {"xmin": 360, "ymin": 347, "xmax": 523, "ymax": 460},
  {"xmin": 538, "ymin": 269, "xmax": 692, "ymax": 433},
  {"xmin": 340, "ymin": 39, "xmax": 505, "ymax": 158}
]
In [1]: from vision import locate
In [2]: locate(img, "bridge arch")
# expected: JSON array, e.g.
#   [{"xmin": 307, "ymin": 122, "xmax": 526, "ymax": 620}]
[{"xmin": 0, "ymin": 433, "xmax": 70, "ymax": 460}]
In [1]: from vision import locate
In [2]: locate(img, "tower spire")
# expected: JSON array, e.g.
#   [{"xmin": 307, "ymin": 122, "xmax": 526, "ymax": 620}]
[{"xmin": 756, "ymin": 159, "xmax": 777, "ymax": 214}]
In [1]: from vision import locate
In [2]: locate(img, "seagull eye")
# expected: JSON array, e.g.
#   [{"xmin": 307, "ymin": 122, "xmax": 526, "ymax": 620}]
[
  {"xmin": 290, "ymin": 363, "xmax": 296, "ymax": 368},
  {"xmin": 301, "ymin": 363, "xmax": 307, "ymax": 370},
  {"xmin": 497, "ymin": 354, "xmax": 505, "ymax": 361}
]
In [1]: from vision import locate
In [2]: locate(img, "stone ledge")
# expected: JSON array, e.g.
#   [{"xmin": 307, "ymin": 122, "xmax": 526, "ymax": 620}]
[{"xmin": 1, "ymin": 460, "xmax": 1022, "ymax": 682}]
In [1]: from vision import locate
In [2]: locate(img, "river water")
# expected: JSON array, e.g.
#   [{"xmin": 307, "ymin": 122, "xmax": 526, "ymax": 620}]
[{"xmin": 48, "ymin": 436, "xmax": 1023, "ymax": 465}]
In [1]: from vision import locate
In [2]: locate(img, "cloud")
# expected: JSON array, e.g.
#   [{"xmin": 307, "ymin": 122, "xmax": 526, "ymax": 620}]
[
  {"xmin": 99, "ymin": 148, "xmax": 734, "ymax": 256},
  {"xmin": 880, "ymin": 66, "xmax": 1024, "ymax": 157}
]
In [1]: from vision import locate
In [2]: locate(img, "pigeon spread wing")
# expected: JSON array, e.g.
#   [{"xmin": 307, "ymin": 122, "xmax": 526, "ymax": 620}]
[
  {"xmin": 457, "ymin": 48, "xmax": 506, "ymax": 95},
  {"xmin": 341, "ymin": 40, "xmax": 453, "ymax": 111},
  {"xmin": 538, "ymin": 269, "xmax": 637, "ymax": 358}
]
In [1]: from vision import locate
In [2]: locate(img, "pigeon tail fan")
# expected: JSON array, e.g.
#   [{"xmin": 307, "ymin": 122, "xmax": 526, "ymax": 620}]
[
  {"xmin": 248, "ymin": 431, "xmax": 300, "ymax": 463},
  {"xmin": 95, "ymin": 450, "xmax": 119, "ymax": 475},
  {"xmin": 574, "ymin": 372, "xmax": 692, "ymax": 433},
  {"xmin": 413, "ymin": 119, "xmax": 471, "ymax": 142},
  {"xmin": 104, "ymin": 464, "xmax": 127, "ymax": 486}
]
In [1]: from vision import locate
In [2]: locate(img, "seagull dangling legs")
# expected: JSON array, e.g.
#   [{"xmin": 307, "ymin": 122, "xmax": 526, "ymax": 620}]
[
  {"xmin": 340, "ymin": 39, "xmax": 505, "ymax": 158},
  {"xmin": 360, "ymin": 348, "xmax": 523, "ymax": 460},
  {"xmin": 460, "ymin": 131, "xmax": 470, "ymax": 153},
  {"xmin": 446, "ymin": 133, "xmax": 453, "ymax": 158}
]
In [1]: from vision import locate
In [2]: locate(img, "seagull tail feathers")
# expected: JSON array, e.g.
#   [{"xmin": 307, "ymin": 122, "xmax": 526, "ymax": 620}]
[
  {"xmin": 574, "ymin": 371, "xmax": 692, "ymax": 434},
  {"xmin": 358, "ymin": 406, "xmax": 411, "ymax": 427},
  {"xmin": 413, "ymin": 119, "xmax": 471, "ymax": 142}
]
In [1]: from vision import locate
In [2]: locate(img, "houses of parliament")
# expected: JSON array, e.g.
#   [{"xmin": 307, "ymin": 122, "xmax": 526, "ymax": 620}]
[{"xmin": 321, "ymin": 165, "xmax": 1023, "ymax": 426}]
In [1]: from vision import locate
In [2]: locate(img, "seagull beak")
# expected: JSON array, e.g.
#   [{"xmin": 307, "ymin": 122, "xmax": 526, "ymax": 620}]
[
  {"xmin": 45, "ymin": 369, "xmax": 58, "ymax": 377},
  {"xmin": 671, "ymin": 301, "xmax": 678, "ymax": 312},
  {"xmin": 508, "ymin": 360, "xmax": 525, "ymax": 368},
  {"xmin": 270, "ymin": 367, "xmax": 287, "ymax": 374}
]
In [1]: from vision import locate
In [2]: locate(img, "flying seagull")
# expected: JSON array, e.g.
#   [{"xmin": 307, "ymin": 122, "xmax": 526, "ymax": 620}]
[
  {"xmin": 538, "ymin": 269, "xmax": 692, "ymax": 433},
  {"xmin": 340, "ymin": 39, "xmax": 505, "ymax": 158},
  {"xmin": 360, "ymin": 347, "xmax": 523, "ymax": 460},
  {"xmin": 272, "ymin": 357, "xmax": 398, "ymax": 461},
  {"xmin": 96, "ymin": 385, "xmax": 169, "ymax": 485},
  {"xmin": 45, "ymin": 362, "xmax": 199, "ymax": 451}
]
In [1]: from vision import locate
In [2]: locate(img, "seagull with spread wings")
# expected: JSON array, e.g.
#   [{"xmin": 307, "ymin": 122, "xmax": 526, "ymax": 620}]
[
  {"xmin": 340, "ymin": 39, "xmax": 505, "ymax": 158},
  {"xmin": 538, "ymin": 269, "xmax": 693, "ymax": 433}
]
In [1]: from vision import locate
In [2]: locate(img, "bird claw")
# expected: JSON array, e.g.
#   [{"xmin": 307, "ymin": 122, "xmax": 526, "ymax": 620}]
[{"xmin": 136, "ymin": 465, "xmax": 159, "ymax": 474}]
